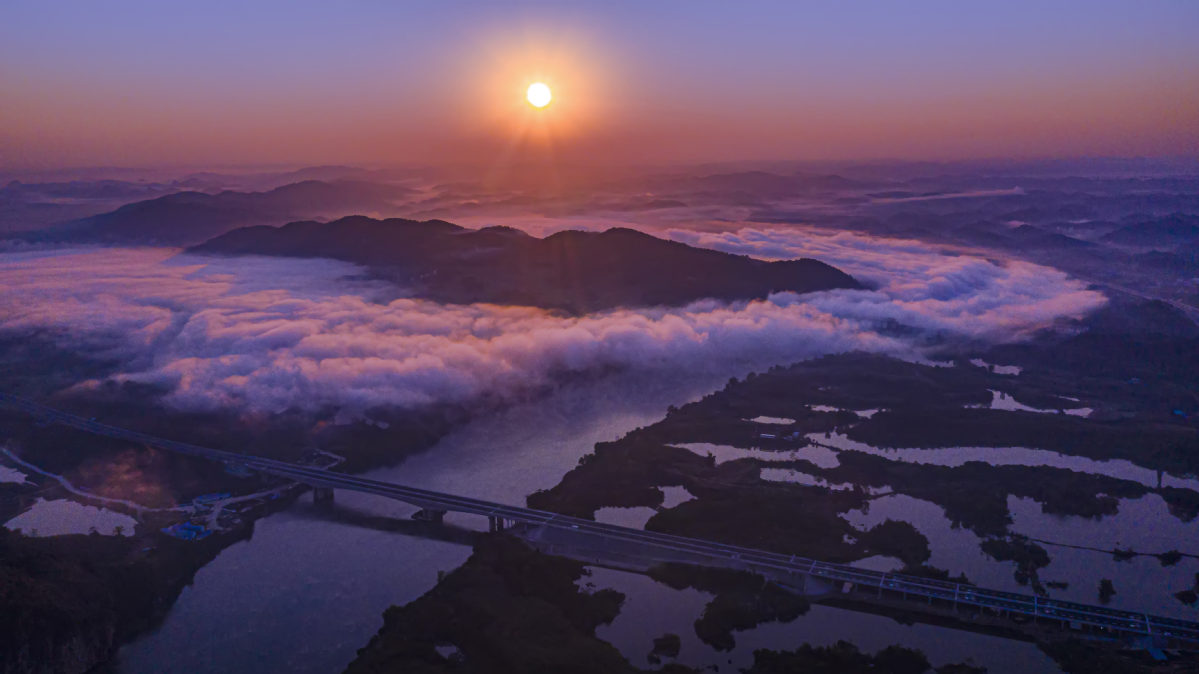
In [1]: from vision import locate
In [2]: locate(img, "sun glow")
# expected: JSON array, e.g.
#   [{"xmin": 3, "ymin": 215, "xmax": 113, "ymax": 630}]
[
  {"xmin": 526, "ymin": 82, "xmax": 552, "ymax": 108},
  {"xmin": 461, "ymin": 29, "xmax": 617, "ymax": 157}
]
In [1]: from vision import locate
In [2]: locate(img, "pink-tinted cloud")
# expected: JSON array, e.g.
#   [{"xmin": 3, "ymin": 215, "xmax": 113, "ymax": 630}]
[
  {"xmin": 0, "ymin": 234, "xmax": 1104, "ymax": 418},
  {"xmin": 667, "ymin": 227, "xmax": 1106, "ymax": 341}
]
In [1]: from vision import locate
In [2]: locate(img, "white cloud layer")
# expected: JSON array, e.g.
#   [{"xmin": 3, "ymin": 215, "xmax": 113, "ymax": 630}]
[
  {"xmin": 667, "ymin": 227, "xmax": 1106, "ymax": 340},
  {"xmin": 0, "ymin": 231, "xmax": 1105, "ymax": 418}
]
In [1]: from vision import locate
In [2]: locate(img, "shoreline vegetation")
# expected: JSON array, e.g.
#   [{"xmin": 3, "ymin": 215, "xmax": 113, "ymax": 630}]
[
  {"xmin": 343, "ymin": 536, "xmax": 995, "ymax": 674},
  {"xmin": 520, "ymin": 350, "xmax": 1199, "ymax": 670},
  {"xmin": 0, "ymin": 383, "xmax": 472, "ymax": 674},
  {"xmin": 189, "ymin": 217, "xmax": 863, "ymax": 314},
  {"xmin": 345, "ymin": 536, "xmax": 1193, "ymax": 673},
  {"xmin": 3, "ymin": 293, "xmax": 1199, "ymax": 672},
  {"xmin": 5, "ymin": 338, "xmax": 1199, "ymax": 672}
]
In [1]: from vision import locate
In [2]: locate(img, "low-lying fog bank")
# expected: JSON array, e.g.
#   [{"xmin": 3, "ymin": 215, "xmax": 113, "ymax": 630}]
[{"xmin": 0, "ymin": 230, "xmax": 1103, "ymax": 422}]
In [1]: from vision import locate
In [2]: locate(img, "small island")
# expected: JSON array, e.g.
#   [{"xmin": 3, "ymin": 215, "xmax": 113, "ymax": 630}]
[{"xmin": 189, "ymin": 217, "xmax": 862, "ymax": 313}]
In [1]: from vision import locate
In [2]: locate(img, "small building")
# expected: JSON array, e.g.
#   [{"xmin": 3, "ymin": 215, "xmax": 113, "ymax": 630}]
[{"xmin": 161, "ymin": 522, "xmax": 213, "ymax": 541}]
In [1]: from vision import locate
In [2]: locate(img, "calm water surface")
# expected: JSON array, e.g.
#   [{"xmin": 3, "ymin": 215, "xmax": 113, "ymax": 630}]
[
  {"xmin": 116, "ymin": 371, "xmax": 725, "ymax": 674},
  {"xmin": 116, "ymin": 371, "xmax": 1194, "ymax": 673}
]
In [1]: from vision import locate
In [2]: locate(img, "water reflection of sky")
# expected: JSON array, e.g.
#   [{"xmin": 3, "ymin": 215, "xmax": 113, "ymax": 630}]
[
  {"xmin": 117, "ymin": 371, "xmax": 730, "ymax": 674},
  {"xmin": 113, "ymin": 369, "xmax": 1199, "ymax": 673},
  {"xmin": 813, "ymin": 433, "xmax": 1199, "ymax": 490},
  {"xmin": 674, "ymin": 441, "xmax": 841, "ymax": 469},
  {"xmin": 0, "ymin": 464, "xmax": 28, "ymax": 484},
  {"xmin": 589, "ymin": 565, "xmax": 1061, "ymax": 673},
  {"xmin": 5, "ymin": 498, "xmax": 137, "ymax": 537}
]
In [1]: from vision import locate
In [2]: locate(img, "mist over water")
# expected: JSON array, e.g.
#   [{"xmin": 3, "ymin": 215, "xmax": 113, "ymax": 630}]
[
  {"xmin": 0, "ymin": 229, "xmax": 1102, "ymax": 420},
  {"xmin": 0, "ymin": 226, "xmax": 1133, "ymax": 674},
  {"xmin": 5, "ymin": 2, "xmax": 1199, "ymax": 671},
  {"xmin": 116, "ymin": 369, "xmax": 731, "ymax": 674}
]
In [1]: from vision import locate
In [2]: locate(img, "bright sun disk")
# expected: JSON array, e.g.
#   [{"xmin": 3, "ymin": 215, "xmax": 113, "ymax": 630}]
[{"xmin": 526, "ymin": 82, "xmax": 552, "ymax": 108}]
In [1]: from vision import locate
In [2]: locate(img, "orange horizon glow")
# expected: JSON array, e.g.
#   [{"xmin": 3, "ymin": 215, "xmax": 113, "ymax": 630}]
[{"xmin": 2, "ymin": 4, "xmax": 1198, "ymax": 169}]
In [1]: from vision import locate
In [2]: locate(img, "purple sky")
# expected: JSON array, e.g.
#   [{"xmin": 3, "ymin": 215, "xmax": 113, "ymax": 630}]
[{"xmin": 3, "ymin": 1, "xmax": 1197, "ymax": 168}]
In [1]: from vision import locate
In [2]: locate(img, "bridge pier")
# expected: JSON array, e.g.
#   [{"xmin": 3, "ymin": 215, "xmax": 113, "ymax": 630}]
[
  {"xmin": 793, "ymin": 574, "xmax": 837, "ymax": 596},
  {"xmin": 8, "ymin": 393, "xmax": 1199, "ymax": 652},
  {"xmin": 412, "ymin": 508, "xmax": 446, "ymax": 524}
]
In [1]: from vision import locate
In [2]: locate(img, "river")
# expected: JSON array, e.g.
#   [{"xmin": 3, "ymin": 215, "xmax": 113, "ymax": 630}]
[
  {"xmin": 116, "ymin": 369, "xmax": 1073, "ymax": 673},
  {"xmin": 115, "ymin": 370, "xmax": 727, "ymax": 673}
]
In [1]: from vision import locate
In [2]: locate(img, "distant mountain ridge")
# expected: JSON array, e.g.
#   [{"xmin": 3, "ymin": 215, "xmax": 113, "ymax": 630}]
[
  {"xmin": 21, "ymin": 180, "xmax": 409, "ymax": 245},
  {"xmin": 1102, "ymin": 213, "xmax": 1199, "ymax": 249},
  {"xmin": 190, "ymin": 216, "xmax": 862, "ymax": 313}
]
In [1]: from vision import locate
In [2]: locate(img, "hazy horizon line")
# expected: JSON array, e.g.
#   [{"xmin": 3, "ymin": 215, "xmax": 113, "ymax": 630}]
[{"xmin": 5, "ymin": 154, "xmax": 1199, "ymax": 181}]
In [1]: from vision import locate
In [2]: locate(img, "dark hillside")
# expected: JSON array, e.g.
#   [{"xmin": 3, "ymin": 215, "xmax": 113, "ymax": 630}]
[{"xmin": 192, "ymin": 217, "xmax": 862, "ymax": 312}]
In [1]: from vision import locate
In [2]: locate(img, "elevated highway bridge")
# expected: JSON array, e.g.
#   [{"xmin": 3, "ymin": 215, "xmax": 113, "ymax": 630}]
[{"xmin": 2, "ymin": 392, "xmax": 1197, "ymax": 650}]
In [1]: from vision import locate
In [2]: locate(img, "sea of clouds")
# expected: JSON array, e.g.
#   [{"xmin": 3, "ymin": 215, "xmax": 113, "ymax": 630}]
[
  {"xmin": 667, "ymin": 227, "xmax": 1104, "ymax": 340},
  {"xmin": 0, "ymin": 228, "xmax": 1105, "ymax": 418}
]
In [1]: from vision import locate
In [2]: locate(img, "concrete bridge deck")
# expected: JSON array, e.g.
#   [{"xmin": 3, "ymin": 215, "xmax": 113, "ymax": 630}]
[{"xmin": 2, "ymin": 392, "xmax": 1197, "ymax": 649}]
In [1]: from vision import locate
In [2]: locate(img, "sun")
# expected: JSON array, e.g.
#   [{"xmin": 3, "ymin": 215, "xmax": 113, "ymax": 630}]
[{"xmin": 526, "ymin": 82, "xmax": 552, "ymax": 108}]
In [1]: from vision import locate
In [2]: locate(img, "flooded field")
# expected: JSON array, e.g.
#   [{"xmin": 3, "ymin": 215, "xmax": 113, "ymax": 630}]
[
  {"xmin": 589, "ymin": 565, "xmax": 1062, "ymax": 673},
  {"xmin": 813, "ymin": 433, "xmax": 1199, "ymax": 491},
  {"xmin": 5, "ymin": 497, "xmax": 138, "ymax": 537},
  {"xmin": 0, "ymin": 464, "xmax": 27, "ymax": 484}
]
